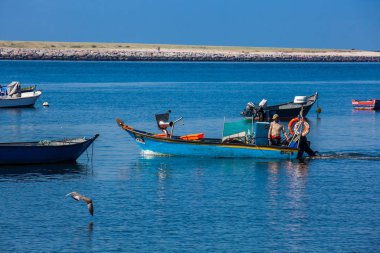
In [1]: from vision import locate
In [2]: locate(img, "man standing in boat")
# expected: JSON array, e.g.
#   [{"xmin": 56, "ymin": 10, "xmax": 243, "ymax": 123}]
[{"xmin": 268, "ymin": 114, "xmax": 289, "ymax": 146}]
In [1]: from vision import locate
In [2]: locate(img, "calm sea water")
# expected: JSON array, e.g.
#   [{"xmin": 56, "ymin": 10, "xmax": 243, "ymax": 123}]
[{"xmin": 0, "ymin": 61, "xmax": 379, "ymax": 252}]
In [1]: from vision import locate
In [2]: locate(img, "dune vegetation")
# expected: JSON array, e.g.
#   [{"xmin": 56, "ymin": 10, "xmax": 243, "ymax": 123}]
[{"xmin": 0, "ymin": 40, "xmax": 356, "ymax": 53}]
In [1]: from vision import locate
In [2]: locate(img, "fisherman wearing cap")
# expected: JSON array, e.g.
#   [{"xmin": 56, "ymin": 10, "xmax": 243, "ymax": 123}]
[{"xmin": 268, "ymin": 114, "xmax": 289, "ymax": 146}]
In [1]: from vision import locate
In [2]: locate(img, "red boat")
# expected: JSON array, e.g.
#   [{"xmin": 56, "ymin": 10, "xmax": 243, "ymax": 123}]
[{"xmin": 352, "ymin": 99, "xmax": 380, "ymax": 110}]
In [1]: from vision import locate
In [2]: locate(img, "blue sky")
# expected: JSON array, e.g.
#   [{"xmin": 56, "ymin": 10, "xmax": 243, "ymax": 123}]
[{"xmin": 0, "ymin": 0, "xmax": 379, "ymax": 50}]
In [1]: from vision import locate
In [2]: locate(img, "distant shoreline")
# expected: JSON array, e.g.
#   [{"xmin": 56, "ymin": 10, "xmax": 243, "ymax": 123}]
[{"xmin": 1, "ymin": 41, "xmax": 380, "ymax": 62}]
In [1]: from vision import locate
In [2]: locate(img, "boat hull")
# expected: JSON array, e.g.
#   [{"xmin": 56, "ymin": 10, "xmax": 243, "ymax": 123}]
[
  {"xmin": 0, "ymin": 134, "xmax": 99, "ymax": 165},
  {"xmin": 0, "ymin": 91, "xmax": 42, "ymax": 108},
  {"xmin": 136, "ymin": 135, "xmax": 297, "ymax": 159},
  {"xmin": 117, "ymin": 121, "xmax": 299, "ymax": 159},
  {"xmin": 266, "ymin": 103, "xmax": 314, "ymax": 119},
  {"xmin": 352, "ymin": 99, "xmax": 380, "ymax": 110}
]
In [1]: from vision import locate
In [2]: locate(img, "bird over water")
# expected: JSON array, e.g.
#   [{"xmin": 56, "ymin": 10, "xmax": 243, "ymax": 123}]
[{"xmin": 66, "ymin": 192, "xmax": 94, "ymax": 216}]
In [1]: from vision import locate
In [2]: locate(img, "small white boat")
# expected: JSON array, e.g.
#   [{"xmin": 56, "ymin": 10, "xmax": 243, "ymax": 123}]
[{"xmin": 0, "ymin": 81, "xmax": 42, "ymax": 108}]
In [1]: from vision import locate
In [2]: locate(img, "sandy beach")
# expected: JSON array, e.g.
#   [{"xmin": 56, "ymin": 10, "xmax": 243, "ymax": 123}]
[{"xmin": 1, "ymin": 41, "xmax": 380, "ymax": 62}]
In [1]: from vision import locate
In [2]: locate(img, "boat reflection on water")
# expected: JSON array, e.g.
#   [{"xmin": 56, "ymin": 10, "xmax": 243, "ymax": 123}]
[
  {"xmin": 0, "ymin": 162, "xmax": 92, "ymax": 179},
  {"xmin": 1, "ymin": 107, "xmax": 37, "ymax": 135},
  {"xmin": 128, "ymin": 156, "xmax": 313, "ymax": 228},
  {"xmin": 2, "ymin": 106, "xmax": 37, "ymax": 114},
  {"xmin": 157, "ymin": 163, "xmax": 169, "ymax": 181},
  {"xmin": 266, "ymin": 160, "xmax": 310, "ymax": 240},
  {"xmin": 266, "ymin": 160, "xmax": 309, "ymax": 191},
  {"xmin": 286, "ymin": 160, "xmax": 309, "ymax": 178},
  {"xmin": 131, "ymin": 156, "xmax": 311, "ymax": 183},
  {"xmin": 156, "ymin": 163, "xmax": 169, "ymax": 203},
  {"xmin": 352, "ymin": 108, "xmax": 378, "ymax": 115}
]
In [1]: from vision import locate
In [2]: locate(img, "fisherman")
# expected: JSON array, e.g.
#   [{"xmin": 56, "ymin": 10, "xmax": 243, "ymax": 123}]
[
  {"xmin": 268, "ymin": 114, "xmax": 289, "ymax": 146},
  {"xmin": 297, "ymin": 135, "xmax": 319, "ymax": 159}
]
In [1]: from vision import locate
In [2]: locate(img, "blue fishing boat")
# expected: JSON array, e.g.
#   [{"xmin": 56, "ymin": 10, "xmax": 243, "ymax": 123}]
[
  {"xmin": 0, "ymin": 134, "xmax": 99, "ymax": 165},
  {"xmin": 116, "ymin": 111, "xmax": 316, "ymax": 160}
]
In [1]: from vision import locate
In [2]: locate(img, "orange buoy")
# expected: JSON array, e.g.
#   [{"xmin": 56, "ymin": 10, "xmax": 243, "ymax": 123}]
[
  {"xmin": 288, "ymin": 117, "xmax": 310, "ymax": 136},
  {"xmin": 288, "ymin": 117, "xmax": 299, "ymax": 135}
]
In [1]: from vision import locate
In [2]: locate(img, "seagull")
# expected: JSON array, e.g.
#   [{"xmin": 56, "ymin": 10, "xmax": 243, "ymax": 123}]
[{"xmin": 66, "ymin": 192, "xmax": 94, "ymax": 216}]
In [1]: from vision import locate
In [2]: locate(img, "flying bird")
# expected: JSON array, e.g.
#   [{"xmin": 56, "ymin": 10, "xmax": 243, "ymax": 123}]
[{"xmin": 66, "ymin": 192, "xmax": 94, "ymax": 216}]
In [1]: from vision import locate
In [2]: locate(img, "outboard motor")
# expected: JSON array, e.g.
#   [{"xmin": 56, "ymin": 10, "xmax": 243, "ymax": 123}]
[
  {"xmin": 154, "ymin": 110, "xmax": 183, "ymax": 138},
  {"xmin": 258, "ymin": 99, "xmax": 267, "ymax": 109},
  {"xmin": 257, "ymin": 99, "xmax": 267, "ymax": 121},
  {"xmin": 155, "ymin": 111, "xmax": 172, "ymax": 137},
  {"xmin": 246, "ymin": 102, "xmax": 255, "ymax": 110},
  {"xmin": 241, "ymin": 102, "xmax": 256, "ymax": 117}
]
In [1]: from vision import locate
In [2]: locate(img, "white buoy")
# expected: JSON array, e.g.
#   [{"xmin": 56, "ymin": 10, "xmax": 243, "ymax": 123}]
[{"xmin": 43, "ymin": 101, "xmax": 49, "ymax": 107}]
